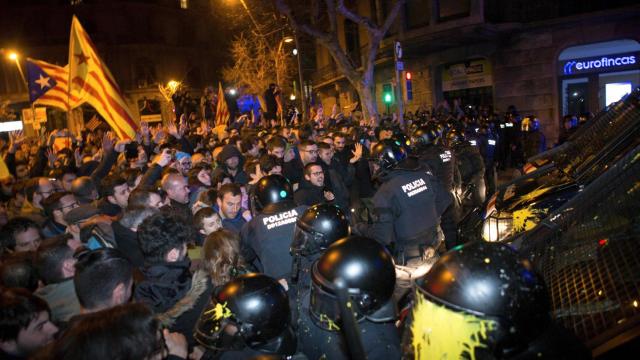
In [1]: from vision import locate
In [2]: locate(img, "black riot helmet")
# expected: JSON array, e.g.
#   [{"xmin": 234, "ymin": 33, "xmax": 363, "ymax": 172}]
[
  {"xmin": 445, "ymin": 128, "xmax": 465, "ymax": 147},
  {"xmin": 411, "ymin": 125, "xmax": 438, "ymax": 149},
  {"xmin": 402, "ymin": 242, "xmax": 556, "ymax": 359},
  {"xmin": 252, "ymin": 174, "xmax": 293, "ymax": 213},
  {"xmin": 194, "ymin": 273, "xmax": 296, "ymax": 355},
  {"xmin": 369, "ymin": 139, "xmax": 408, "ymax": 171},
  {"xmin": 292, "ymin": 204, "xmax": 350, "ymax": 257},
  {"xmin": 310, "ymin": 236, "xmax": 396, "ymax": 331}
]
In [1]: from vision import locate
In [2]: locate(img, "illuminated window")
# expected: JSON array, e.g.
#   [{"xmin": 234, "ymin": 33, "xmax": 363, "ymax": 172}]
[
  {"xmin": 70, "ymin": 0, "xmax": 83, "ymax": 5},
  {"xmin": 180, "ymin": 0, "xmax": 188, "ymax": 9}
]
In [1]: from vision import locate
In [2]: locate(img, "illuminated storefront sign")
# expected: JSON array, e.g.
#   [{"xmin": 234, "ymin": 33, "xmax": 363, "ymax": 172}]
[{"xmin": 560, "ymin": 52, "xmax": 639, "ymax": 75}]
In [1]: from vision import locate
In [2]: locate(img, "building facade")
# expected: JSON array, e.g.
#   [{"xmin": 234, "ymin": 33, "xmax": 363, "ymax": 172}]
[{"xmin": 311, "ymin": 0, "xmax": 640, "ymax": 144}]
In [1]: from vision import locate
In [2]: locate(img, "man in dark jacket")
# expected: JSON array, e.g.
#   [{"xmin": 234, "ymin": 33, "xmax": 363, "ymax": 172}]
[
  {"xmin": 213, "ymin": 183, "xmax": 247, "ymax": 233},
  {"xmin": 134, "ymin": 212, "xmax": 211, "ymax": 347},
  {"xmin": 160, "ymin": 173, "xmax": 192, "ymax": 222},
  {"xmin": 283, "ymin": 140, "xmax": 318, "ymax": 187},
  {"xmin": 293, "ymin": 164, "xmax": 334, "ymax": 207},
  {"xmin": 213, "ymin": 144, "xmax": 249, "ymax": 185}
]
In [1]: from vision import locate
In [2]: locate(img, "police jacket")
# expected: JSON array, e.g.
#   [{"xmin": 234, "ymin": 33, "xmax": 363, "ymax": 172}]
[
  {"xmin": 415, "ymin": 143, "xmax": 460, "ymax": 193},
  {"xmin": 240, "ymin": 202, "xmax": 308, "ymax": 279},
  {"xmin": 354, "ymin": 158, "xmax": 451, "ymax": 248},
  {"xmin": 295, "ymin": 289, "xmax": 400, "ymax": 360},
  {"xmin": 452, "ymin": 143, "xmax": 485, "ymax": 184}
]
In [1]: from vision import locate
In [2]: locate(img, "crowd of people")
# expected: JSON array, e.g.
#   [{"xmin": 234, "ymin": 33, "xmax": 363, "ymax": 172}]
[{"xmin": 0, "ymin": 96, "xmax": 588, "ymax": 359}]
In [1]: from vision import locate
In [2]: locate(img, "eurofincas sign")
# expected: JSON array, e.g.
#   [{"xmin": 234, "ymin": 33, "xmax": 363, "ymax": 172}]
[{"xmin": 560, "ymin": 52, "xmax": 638, "ymax": 75}]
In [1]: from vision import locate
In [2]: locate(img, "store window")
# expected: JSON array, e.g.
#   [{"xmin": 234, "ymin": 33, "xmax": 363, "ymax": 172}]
[{"xmin": 558, "ymin": 40, "xmax": 640, "ymax": 116}]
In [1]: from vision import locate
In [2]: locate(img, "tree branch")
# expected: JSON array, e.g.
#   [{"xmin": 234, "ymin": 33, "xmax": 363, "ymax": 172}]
[
  {"xmin": 336, "ymin": 0, "xmax": 378, "ymax": 33},
  {"xmin": 273, "ymin": 0, "xmax": 332, "ymax": 42},
  {"xmin": 380, "ymin": 0, "xmax": 406, "ymax": 36}
]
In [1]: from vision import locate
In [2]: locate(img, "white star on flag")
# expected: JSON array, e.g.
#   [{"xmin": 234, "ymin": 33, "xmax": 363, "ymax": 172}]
[{"xmin": 34, "ymin": 74, "xmax": 51, "ymax": 89}]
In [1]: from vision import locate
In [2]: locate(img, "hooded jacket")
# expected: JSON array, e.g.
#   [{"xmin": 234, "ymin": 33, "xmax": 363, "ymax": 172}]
[
  {"xmin": 213, "ymin": 145, "xmax": 249, "ymax": 185},
  {"xmin": 134, "ymin": 259, "xmax": 193, "ymax": 313}
]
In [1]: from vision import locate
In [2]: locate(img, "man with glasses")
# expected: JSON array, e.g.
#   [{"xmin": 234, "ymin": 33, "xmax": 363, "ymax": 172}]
[
  {"xmin": 41, "ymin": 192, "xmax": 79, "ymax": 238},
  {"xmin": 284, "ymin": 140, "xmax": 319, "ymax": 187},
  {"xmin": 20, "ymin": 177, "xmax": 57, "ymax": 223},
  {"xmin": 294, "ymin": 164, "xmax": 335, "ymax": 207}
]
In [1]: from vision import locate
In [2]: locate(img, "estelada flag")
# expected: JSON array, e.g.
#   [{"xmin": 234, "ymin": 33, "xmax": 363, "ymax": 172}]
[
  {"xmin": 215, "ymin": 82, "xmax": 230, "ymax": 127},
  {"xmin": 68, "ymin": 16, "xmax": 138, "ymax": 139},
  {"xmin": 26, "ymin": 59, "xmax": 72, "ymax": 111}
]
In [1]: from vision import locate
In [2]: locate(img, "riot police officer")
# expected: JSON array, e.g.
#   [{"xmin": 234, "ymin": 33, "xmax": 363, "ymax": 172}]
[
  {"xmin": 478, "ymin": 122, "xmax": 498, "ymax": 196},
  {"xmin": 240, "ymin": 174, "xmax": 307, "ymax": 280},
  {"xmin": 290, "ymin": 203, "xmax": 350, "ymax": 289},
  {"xmin": 297, "ymin": 235, "xmax": 401, "ymax": 359},
  {"xmin": 400, "ymin": 241, "xmax": 590, "ymax": 359},
  {"xmin": 194, "ymin": 273, "xmax": 297, "ymax": 359},
  {"xmin": 521, "ymin": 116, "xmax": 546, "ymax": 160},
  {"xmin": 447, "ymin": 128, "xmax": 486, "ymax": 214},
  {"xmin": 411, "ymin": 125, "xmax": 461, "ymax": 249},
  {"xmin": 353, "ymin": 139, "xmax": 451, "ymax": 292}
]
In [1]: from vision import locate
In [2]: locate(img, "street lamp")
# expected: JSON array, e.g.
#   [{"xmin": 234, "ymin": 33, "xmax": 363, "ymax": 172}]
[
  {"xmin": 4, "ymin": 50, "xmax": 27, "ymax": 90},
  {"xmin": 8, "ymin": 52, "xmax": 18, "ymax": 61}
]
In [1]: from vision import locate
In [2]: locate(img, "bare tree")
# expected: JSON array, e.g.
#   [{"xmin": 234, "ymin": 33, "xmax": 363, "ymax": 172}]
[
  {"xmin": 222, "ymin": 34, "xmax": 295, "ymax": 96},
  {"xmin": 274, "ymin": 0, "xmax": 405, "ymax": 123}
]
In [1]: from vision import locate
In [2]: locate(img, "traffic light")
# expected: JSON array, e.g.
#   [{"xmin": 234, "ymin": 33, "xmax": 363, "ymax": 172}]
[
  {"xmin": 405, "ymin": 72, "xmax": 413, "ymax": 101},
  {"xmin": 382, "ymin": 83, "xmax": 393, "ymax": 104}
]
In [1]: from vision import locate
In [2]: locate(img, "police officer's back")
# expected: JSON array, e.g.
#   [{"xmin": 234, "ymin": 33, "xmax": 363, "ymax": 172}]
[
  {"xmin": 240, "ymin": 175, "xmax": 307, "ymax": 280},
  {"xmin": 411, "ymin": 126, "xmax": 461, "ymax": 249},
  {"xmin": 353, "ymin": 139, "xmax": 451, "ymax": 251},
  {"xmin": 447, "ymin": 129, "xmax": 486, "ymax": 209}
]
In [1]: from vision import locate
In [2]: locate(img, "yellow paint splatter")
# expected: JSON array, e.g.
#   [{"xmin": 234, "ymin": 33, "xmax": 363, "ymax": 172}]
[
  {"xmin": 204, "ymin": 301, "xmax": 232, "ymax": 321},
  {"xmin": 411, "ymin": 293, "xmax": 497, "ymax": 360},
  {"xmin": 512, "ymin": 207, "xmax": 547, "ymax": 232},
  {"xmin": 512, "ymin": 186, "xmax": 552, "ymax": 207},
  {"xmin": 319, "ymin": 313, "xmax": 341, "ymax": 331}
]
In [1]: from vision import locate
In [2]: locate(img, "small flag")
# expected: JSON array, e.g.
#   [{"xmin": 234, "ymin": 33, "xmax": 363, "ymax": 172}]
[
  {"xmin": 0, "ymin": 156, "xmax": 11, "ymax": 180},
  {"xmin": 86, "ymin": 114, "xmax": 102, "ymax": 131},
  {"xmin": 68, "ymin": 16, "xmax": 138, "ymax": 139},
  {"xmin": 215, "ymin": 82, "xmax": 230, "ymax": 126},
  {"xmin": 26, "ymin": 59, "xmax": 72, "ymax": 111}
]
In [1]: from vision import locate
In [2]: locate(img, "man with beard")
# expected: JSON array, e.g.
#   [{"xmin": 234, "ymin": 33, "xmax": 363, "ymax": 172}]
[{"xmin": 213, "ymin": 144, "xmax": 248, "ymax": 185}]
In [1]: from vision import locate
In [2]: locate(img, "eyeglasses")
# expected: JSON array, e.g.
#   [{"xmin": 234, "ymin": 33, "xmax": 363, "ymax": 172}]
[{"xmin": 57, "ymin": 202, "xmax": 79, "ymax": 212}]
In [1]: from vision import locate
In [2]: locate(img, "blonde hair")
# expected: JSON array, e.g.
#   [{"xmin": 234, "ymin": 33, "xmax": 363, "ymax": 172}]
[{"xmin": 201, "ymin": 229, "xmax": 246, "ymax": 286}]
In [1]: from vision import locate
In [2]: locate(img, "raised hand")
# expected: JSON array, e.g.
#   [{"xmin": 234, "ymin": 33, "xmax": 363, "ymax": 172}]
[
  {"xmin": 102, "ymin": 131, "xmax": 115, "ymax": 153},
  {"xmin": 45, "ymin": 148, "xmax": 56, "ymax": 167},
  {"xmin": 350, "ymin": 142, "xmax": 363, "ymax": 163},
  {"xmin": 167, "ymin": 122, "xmax": 180, "ymax": 139}
]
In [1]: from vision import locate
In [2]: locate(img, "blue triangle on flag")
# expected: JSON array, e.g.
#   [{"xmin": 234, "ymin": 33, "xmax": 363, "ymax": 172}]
[{"xmin": 26, "ymin": 60, "xmax": 58, "ymax": 103}]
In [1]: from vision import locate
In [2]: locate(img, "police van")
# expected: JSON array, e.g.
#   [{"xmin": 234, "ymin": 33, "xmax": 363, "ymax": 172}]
[
  {"xmin": 513, "ymin": 143, "xmax": 640, "ymax": 359},
  {"xmin": 462, "ymin": 87, "xmax": 640, "ymax": 243}
]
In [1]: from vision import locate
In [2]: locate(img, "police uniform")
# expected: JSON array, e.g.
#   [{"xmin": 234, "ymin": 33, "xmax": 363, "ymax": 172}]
[
  {"xmin": 240, "ymin": 204, "xmax": 308, "ymax": 279},
  {"xmin": 452, "ymin": 141, "xmax": 486, "ymax": 210},
  {"xmin": 354, "ymin": 158, "xmax": 451, "ymax": 262},
  {"xmin": 414, "ymin": 144, "xmax": 462, "ymax": 250},
  {"xmin": 295, "ymin": 289, "xmax": 401, "ymax": 360},
  {"xmin": 478, "ymin": 127, "xmax": 498, "ymax": 196}
]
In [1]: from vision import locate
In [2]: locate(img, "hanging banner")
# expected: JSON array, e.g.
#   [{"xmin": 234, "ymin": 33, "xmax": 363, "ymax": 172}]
[{"xmin": 442, "ymin": 58, "xmax": 493, "ymax": 92}]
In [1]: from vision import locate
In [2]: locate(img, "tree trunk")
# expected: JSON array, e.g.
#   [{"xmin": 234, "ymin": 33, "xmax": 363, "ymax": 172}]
[{"xmin": 354, "ymin": 79, "xmax": 378, "ymax": 125}]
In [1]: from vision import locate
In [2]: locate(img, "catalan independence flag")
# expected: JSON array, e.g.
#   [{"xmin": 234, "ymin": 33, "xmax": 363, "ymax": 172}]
[
  {"xmin": 68, "ymin": 16, "xmax": 138, "ymax": 139},
  {"xmin": 26, "ymin": 59, "xmax": 71, "ymax": 111},
  {"xmin": 215, "ymin": 82, "xmax": 230, "ymax": 126}
]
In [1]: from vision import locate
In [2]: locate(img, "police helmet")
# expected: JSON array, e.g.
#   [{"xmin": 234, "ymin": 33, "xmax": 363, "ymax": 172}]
[
  {"xmin": 394, "ymin": 133, "xmax": 413, "ymax": 149},
  {"xmin": 292, "ymin": 204, "xmax": 350, "ymax": 257},
  {"xmin": 369, "ymin": 139, "xmax": 408, "ymax": 171},
  {"xmin": 310, "ymin": 236, "xmax": 396, "ymax": 330},
  {"xmin": 445, "ymin": 128, "xmax": 465, "ymax": 146},
  {"xmin": 194, "ymin": 273, "xmax": 296, "ymax": 355},
  {"xmin": 411, "ymin": 126, "xmax": 438, "ymax": 148},
  {"xmin": 253, "ymin": 174, "xmax": 293, "ymax": 213},
  {"xmin": 521, "ymin": 116, "xmax": 540, "ymax": 132},
  {"xmin": 402, "ymin": 242, "xmax": 553, "ymax": 359}
]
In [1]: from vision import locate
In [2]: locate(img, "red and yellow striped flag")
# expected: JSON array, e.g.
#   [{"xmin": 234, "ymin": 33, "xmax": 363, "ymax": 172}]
[
  {"xmin": 68, "ymin": 16, "xmax": 138, "ymax": 139},
  {"xmin": 215, "ymin": 82, "xmax": 230, "ymax": 126}
]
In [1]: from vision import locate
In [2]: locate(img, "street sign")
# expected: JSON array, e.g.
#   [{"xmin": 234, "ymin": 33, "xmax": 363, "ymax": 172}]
[
  {"xmin": 395, "ymin": 41, "xmax": 402, "ymax": 60},
  {"xmin": 396, "ymin": 61, "xmax": 404, "ymax": 71}
]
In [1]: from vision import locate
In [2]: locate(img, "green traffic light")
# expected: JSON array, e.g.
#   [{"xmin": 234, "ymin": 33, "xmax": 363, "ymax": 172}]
[{"xmin": 383, "ymin": 93, "xmax": 392, "ymax": 104}]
